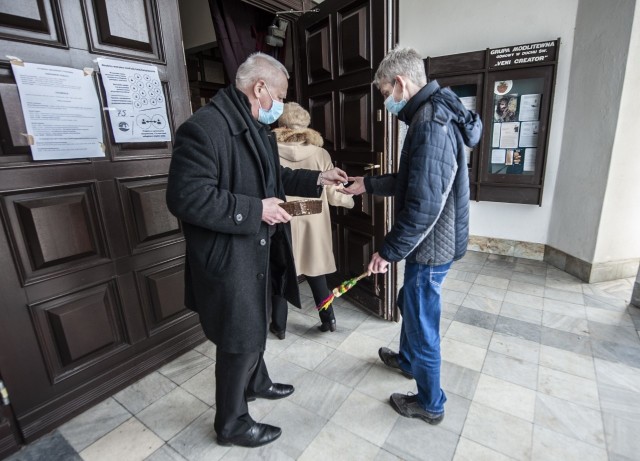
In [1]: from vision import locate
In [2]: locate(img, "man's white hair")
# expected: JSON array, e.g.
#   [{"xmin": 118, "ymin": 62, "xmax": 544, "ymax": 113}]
[{"xmin": 235, "ymin": 52, "xmax": 289, "ymax": 90}]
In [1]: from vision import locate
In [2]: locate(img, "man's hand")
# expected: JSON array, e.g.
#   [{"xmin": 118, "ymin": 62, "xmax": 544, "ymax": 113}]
[
  {"xmin": 320, "ymin": 167, "xmax": 349, "ymax": 185},
  {"xmin": 262, "ymin": 197, "xmax": 292, "ymax": 225},
  {"xmin": 367, "ymin": 252, "xmax": 389, "ymax": 274},
  {"xmin": 342, "ymin": 176, "xmax": 366, "ymax": 195}
]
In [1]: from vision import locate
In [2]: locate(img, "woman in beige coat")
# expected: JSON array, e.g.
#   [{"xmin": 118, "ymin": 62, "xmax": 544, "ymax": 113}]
[{"xmin": 270, "ymin": 103, "xmax": 354, "ymax": 337}]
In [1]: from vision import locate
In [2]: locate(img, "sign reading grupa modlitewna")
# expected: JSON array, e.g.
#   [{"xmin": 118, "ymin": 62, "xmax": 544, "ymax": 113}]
[
  {"xmin": 11, "ymin": 60, "xmax": 104, "ymax": 160},
  {"xmin": 97, "ymin": 57, "xmax": 171, "ymax": 143}
]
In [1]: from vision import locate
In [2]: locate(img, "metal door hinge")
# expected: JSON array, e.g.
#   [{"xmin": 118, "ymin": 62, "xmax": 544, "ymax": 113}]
[{"xmin": 376, "ymin": 110, "xmax": 382, "ymax": 122}]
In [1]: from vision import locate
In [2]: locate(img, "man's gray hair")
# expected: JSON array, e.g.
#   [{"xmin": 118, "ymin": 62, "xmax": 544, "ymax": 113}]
[
  {"xmin": 236, "ymin": 52, "xmax": 289, "ymax": 90},
  {"xmin": 373, "ymin": 47, "xmax": 427, "ymax": 88}
]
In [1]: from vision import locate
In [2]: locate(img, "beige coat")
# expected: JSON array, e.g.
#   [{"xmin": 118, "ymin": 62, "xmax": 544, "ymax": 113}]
[{"xmin": 275, "ymin": 127, "xmax": 354, "ymax": 276}]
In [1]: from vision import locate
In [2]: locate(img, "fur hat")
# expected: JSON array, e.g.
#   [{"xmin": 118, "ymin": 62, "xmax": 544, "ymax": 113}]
[{"xmin": 278, "ymin": 102, "xmax": 310, "ymax": 130}]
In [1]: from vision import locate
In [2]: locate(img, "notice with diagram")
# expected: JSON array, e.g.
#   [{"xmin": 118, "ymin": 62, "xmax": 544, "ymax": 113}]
[
  {"xmin": 11, "ymin": 60, "xmax": 104, "ymax": 160},
  {"xmin": 97, "ymin": 58, "xmax": 171, "ymax": 143}
]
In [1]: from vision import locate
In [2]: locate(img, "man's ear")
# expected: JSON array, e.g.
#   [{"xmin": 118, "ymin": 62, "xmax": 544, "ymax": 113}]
[{"xmin": 253, "ymin": 80, "xmax": 265, "ymax": 99}]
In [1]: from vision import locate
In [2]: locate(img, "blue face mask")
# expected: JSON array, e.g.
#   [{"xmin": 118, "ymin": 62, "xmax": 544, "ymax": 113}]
[
  {"xmin": 384, "ymin": 80, "xmax": 407, "ymax": 116},
  {"xmin": 258, "ymin": 84, "xmax": 284, "ymax": 124}
]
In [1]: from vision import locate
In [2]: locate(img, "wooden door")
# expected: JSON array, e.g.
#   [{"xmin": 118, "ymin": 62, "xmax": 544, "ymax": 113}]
[
  {"xmin": 0, "ymin": 0, "xmax": 198, "ymax": 451},
  {"xmin": 297, "ymin": 0, "xmax": 397, "ymax": 318}
]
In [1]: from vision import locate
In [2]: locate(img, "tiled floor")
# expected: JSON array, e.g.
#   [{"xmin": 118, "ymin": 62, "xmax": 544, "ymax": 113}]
[{"xmin": 6, "ymin": 251, "xmax": 640, "ymax": 461}]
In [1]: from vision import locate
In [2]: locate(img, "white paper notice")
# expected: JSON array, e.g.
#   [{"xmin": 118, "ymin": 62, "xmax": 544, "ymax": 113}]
[
  {"xmin": 520, "ymin": 121, "xmax": 539, "ymax": 147},
  {"xmin": 491, "ymin": 149, "xmax": 506, "ymax": 164},
  {"xmin": 524, "ymin": 148, "xmax": 537, "ymax": 171},
  {"xmin": 459, "ymin": 96, "xmax": 477, "ymax": 112},
  {"xmin": 98, "ymin": 58, "xmax": 171, "ymax": 143},
  {"xmin": 492, "ymin": 123, "xmax": 501, "ymax": 147},
  {"xmin": 11, "ymin": 61, "xmax": 104, "ymax": 160},
  {"xmin": 499, "ymin": 122, "xmax": 520, "ymax": 148},
  {"xmin": 519, "ymin": 94, "xmax": 541, "ymax": 121}
]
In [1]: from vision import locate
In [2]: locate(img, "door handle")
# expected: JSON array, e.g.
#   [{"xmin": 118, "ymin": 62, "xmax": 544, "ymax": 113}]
[{"xmin": 363, "ymin": 164, "xmax": 381, "ymax": 171}]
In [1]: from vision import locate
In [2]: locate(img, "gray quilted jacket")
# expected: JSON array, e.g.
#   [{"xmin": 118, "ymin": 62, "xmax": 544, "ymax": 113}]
[{"xmin": 365, "ymin": 80, "xmax": 482, "ymax": 265}]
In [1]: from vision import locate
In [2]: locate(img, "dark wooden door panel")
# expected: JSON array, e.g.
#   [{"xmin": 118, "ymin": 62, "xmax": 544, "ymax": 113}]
[
  {"xmin": 299, "ymin": 0, "xmax": 392, "ymax": 317},
  {"xmin": 0, "ymin": 0, "xmax": 196, "ymax": 449}
]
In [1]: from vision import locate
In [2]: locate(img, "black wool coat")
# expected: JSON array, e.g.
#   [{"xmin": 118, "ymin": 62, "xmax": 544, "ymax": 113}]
[{"xmin": 166, "ymin": 85, "xmax": 320, "ymax": 353}]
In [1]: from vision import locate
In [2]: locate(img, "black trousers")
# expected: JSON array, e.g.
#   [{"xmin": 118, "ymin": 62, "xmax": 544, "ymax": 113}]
[
  {"xmin": 213, "ymin": 349, "xmax": 273, "ymax": 438},
  {"xmin": 271, "ymin": 275, "xmax": 335, "ymax": 332}
]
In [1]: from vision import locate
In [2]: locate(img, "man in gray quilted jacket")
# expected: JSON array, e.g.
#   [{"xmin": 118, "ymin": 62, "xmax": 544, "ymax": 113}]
[{"xmin": 345, "ymin": 47, "xmax": 482, "ymax": 425}]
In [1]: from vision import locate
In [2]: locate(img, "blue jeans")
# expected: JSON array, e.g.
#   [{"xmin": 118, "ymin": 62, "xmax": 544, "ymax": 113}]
[{"xmin": 396, "ymin": 261, "xmax": 451, "ymax": 414}]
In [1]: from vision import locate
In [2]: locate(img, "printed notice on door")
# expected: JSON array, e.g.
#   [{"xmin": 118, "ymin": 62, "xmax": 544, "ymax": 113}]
[
  {"xmin": 11, "ymin": 61, "xmax": 104, "ymax": 160},
  {"xmin": 97, "ymin": 58, "xmax": 171, "ymax": 143}
]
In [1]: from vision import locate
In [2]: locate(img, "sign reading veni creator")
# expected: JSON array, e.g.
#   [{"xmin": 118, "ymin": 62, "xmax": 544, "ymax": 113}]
[{"xmin": 488, "ymin": 40, "xmax": 558, "ymax": 69}]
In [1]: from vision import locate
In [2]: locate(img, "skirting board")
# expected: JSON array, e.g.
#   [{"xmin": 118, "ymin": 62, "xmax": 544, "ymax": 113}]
[{"xmin": 469, "ymin": 235, "xmax": 640, "ymax": 284}]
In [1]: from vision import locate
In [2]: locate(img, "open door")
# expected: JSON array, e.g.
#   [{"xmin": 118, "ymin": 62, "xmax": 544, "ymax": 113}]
[{"xmin": 297, "ymin": 0, "xmax": 397, "ymax": 318}]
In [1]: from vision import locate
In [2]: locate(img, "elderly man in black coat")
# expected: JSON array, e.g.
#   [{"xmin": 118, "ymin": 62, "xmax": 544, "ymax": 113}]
[{"xmin": 166, "ymin": 52, "xmax": 347, "ymax": 448}]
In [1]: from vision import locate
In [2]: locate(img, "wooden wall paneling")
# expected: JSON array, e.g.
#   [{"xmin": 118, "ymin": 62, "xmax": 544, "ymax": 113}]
[
  {"xmin": 0, "ymin": 0, "xmax": 66, "ymax": 47},
  {"xmin": 337, "ymin": 2, "xmax": 370, "ymax": 75}
]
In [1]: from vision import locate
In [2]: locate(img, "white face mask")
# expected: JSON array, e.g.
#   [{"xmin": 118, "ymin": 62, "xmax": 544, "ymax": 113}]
[{"xmin": 257, "ymin": 84, "xmax": 284, "ymax": 124}]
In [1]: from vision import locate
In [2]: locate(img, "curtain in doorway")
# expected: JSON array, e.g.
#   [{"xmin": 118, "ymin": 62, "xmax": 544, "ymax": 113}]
[{"xmin": 208, "ymin": 0, "xmax": 287, "ymax": 82}]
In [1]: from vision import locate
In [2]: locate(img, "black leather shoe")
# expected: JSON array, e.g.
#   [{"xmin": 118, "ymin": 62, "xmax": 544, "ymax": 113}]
[
  {"xmin": 246, "ymin": 383, "xmax": 294, "ymax": 402},
  {"xmin": 318, "ymin": 319, "xmax": 336, "ymax": 332},
  {"xmin": 217, "ymin": 422, "xmax": 282, "ymax": 447},
  {"xmin": 389, "ymin": 393, "xmax": 444, "ymax": 425},
  {"xmin": 378, "ymin": 347, "xmax": 413, "ymax": 379},
  {"xmin": 269, "ymin": 323, "xmax": 285, "ymax": 340}
]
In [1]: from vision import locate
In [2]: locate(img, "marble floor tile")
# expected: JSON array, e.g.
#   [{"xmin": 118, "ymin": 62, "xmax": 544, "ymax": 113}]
[
  {"xmin": 114, "ymin": 372, "xmax": 178, "ymax": 415},
  {"xmin": 468, "ymin": 284, "xmax": 507, "ymax": 302},
  {"xmin": 80, "ymin": 417, "xmax": 163, "ymax": 461},
  {"xmin": 441, "ymin": 337, "xmax": 487, "ymax": 372},
  {"xmin": 539, "ymin": 345, "xmax": 595, "ymax": 380},
  {"xmin": 287, "ymin": 371, "xmax": 352, "ymax": 420},
  {"xmin": 383, "ymin": 415, "xmax": 459, "ymax": 461},
  {"xmin": 279, "ymin": 337, "xmax": 334, "ymax": 371},
  {"xmin": 531, "ymin": 425, "xmax": 607, "ymax": 461},
  {"xmin": 585, "ymin": 306, "xmax": 634, "ymax": 326},
  {"xmin": 444, "ymin": 320, "xmax": 493, "ymax": 349},
  {"xmin": 453, "ymin": 437, "xmax": 515, "ymax": 461},
  {"xmin": 158, "ymin": 350, "xmax": 214, "ymax": 386},
  {"xmin": 503, "ymin": 290, "xmax": 544, "ymax": 310},
  {"xmin": 180, "ymin": 363, "xmax": 216, "ymax": 406},
  {"xmin": 5, "ymin": 431, "xmax": 81, "ymax": 461},
  {"xmin": 488, "ymin": 333, "xmax": 540, "ymax": 364},
  {"xmin": 298, "ymin": 421, "xmax": 381, "ymax": 461},
  {"xmin": 537, "ymin": 366, "xmax": 599, "ymax": 410},
  {"xmin": 137, "ymin": 387, "xmax": 209, "ymax": 441},
  {"xmin": 602, "ymin": 411, "xmax": 640, "ymax": 460},
  {"xmin": 500, "ymin": 301, "xmax": 543, "ymax": 325},
  {"xmin": 472, "ymin": 374, "xmax": 536, "ymax": 421},
  {"xmin": 356, "ymin": 363, "xmax": 417, "ymax": 403},
  {"xmin": 494, "ymin": 316, "xmax": 542, "ymax": 343},
  {"xmin": 507, "ymin": 279, "xmax": 545, "ymax": 297},
  {"xmin": 58, "ymin": 397, "xmax": 132, "ymax": 452},
  {"xmin": 543, "ymin": 286, "xmax": 585, "ymax": 305},
  {"xmin": 315, "ymin": 349, "xmax": 373, "ymax": 388},
  {"xmin": 540, "ymin": 326, "xmax": 592, "ymax": 356},
  {"xmin": 461, "ymin": 293, "xmax": 502, "ymax": 314},
  {"xmin": 474, "ymin": 273, "xmax": 510, "ymax": 290},
  {"xmin": 330, "ymin": 390, "xmax": 399, "ymax": 446},
  {"xmin": 542, "ymin": 311, "xmax": 589, "ymax": 335},
  {"xmin": 461, "ymin": 402, "xmax": 532, "ymax": 460},
  {"xmin": 482, "ymin": 351, "xmax": 538, "ymax": 390},
  {"xmin": 453, "ymin": 306, "xmax": 498, "ymax": 330},
  {"xmin": 534, "ymin": 393, "xmax": 605, "ymax": 448},
  {"xmin": 10, "ymin": 252, "xmax": 640, "ymax": 461},
  {"xmin": 441, "ymin": 361, "xmax": 481, "ymax": 400}
]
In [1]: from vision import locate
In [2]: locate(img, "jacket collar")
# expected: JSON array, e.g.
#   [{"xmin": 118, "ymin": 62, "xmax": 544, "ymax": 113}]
[
  {"xmin": 398, "ymin": 80, "xmax": 440, "ymax": 124},
  {"xmin": 211, "ymin": 85, "xmax": 263, "ymax": 136}
]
